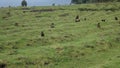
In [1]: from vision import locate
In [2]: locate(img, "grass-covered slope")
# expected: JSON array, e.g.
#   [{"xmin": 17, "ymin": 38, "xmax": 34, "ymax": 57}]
[{"xmin": 0, "ymin": 2, "xmax": 120, "ymax": 68}]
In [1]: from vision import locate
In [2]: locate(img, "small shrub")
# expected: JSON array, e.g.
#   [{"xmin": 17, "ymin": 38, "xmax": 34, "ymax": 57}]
[
  {"xmin": 14, "ymin": 23, "xmax": 19, "ymax": 26},
  {"xmin": 84, "ymin": 18, "xmax": 87, "ymax": 21},
  {"xmin": 50, "ymin": 23, "xmax": 55, "ymax": 28},
  {"xmin": 26, "ymin": 43, "xmax": 32, "ymax": 46},
  {"xmin": 101, "ymin": 19, "xmax": 106, "ymax": 22}
]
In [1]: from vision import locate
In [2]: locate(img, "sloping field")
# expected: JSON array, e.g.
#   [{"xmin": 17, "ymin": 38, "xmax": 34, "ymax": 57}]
[{"xmin": 0, "ymin": 2, "xmax": 120, "ymax": 68}]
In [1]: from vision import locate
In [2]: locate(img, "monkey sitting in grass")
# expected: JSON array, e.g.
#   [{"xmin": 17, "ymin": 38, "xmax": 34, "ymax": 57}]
[{"xmin": 75, "ymin": 15, "xmax": 80, "ymax": 22}]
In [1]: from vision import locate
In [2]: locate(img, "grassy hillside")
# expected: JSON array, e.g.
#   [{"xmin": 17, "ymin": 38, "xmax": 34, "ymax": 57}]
[{"xmin": 0, "ymin": 2, "xmax": 120, "ymax": 68}]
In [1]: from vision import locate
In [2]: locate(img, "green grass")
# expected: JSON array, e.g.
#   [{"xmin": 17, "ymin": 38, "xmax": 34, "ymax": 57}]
[{"xmin": 0, "ymin": 2, "xmax": 120, "ymax": 68}]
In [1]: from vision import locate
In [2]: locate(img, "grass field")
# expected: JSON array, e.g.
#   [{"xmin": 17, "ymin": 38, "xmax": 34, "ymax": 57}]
[{"xmin": 0, "ymin": 2, "xmax": 120, "ymax": 68}]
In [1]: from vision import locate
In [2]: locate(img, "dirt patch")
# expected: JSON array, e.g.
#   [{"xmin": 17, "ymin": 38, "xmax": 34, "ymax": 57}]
[
  {"xmin": 78, "ymin": 8, "xmax": 120, "ymax": 11},
  {"xmin": 59, "ymin": 13, "xmax": 69, "ymax": 17},
  {"xmin": 35, "ymin": 16, "xmax": 43, "ymax": 18},
  {"xmin": 21, "ymin": 8, "xmax": 31, "ymax": 10},
  {"xmin": 30, "ymin": 9, "xmax": 55, "ymax": 12}
]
